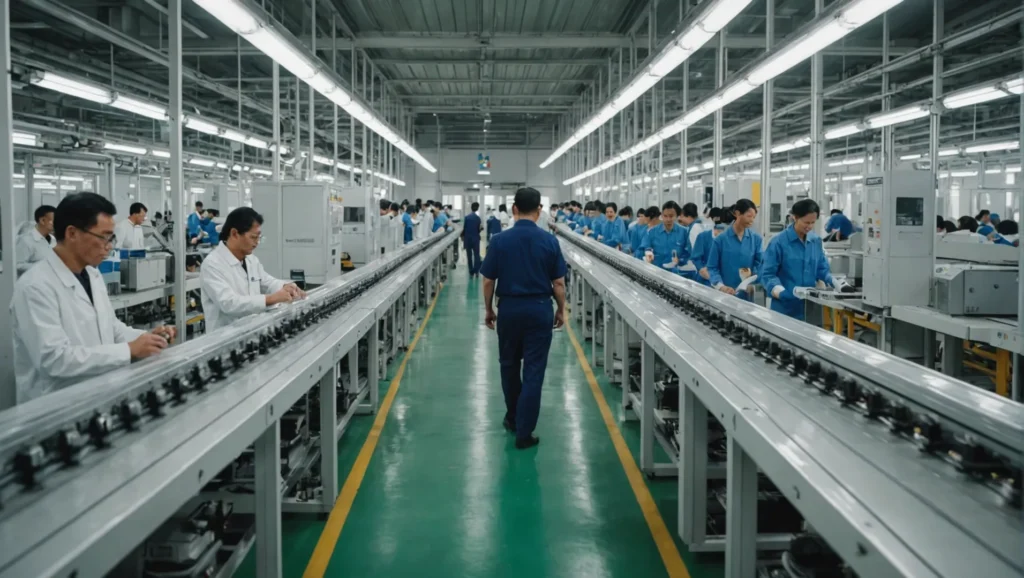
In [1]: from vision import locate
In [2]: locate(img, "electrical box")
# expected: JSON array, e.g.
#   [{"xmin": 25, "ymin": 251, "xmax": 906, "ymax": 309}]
[
  {"xmin": 861, "ymin": 170, "xmax": 935, "ymax": 308},
  {"xmin": 250, "ymin": 181, "xmax": 344, "ymax": 286}
]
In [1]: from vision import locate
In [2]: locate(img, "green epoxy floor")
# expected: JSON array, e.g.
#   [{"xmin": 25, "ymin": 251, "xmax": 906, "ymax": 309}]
[{"xmin": 238, "ymin": 259, "xmax": 724, "ymax": 578}]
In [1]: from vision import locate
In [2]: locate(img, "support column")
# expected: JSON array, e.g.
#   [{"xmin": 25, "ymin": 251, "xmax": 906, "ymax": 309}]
[
  {"xmin": 168, "ymin": 0, "xmax": 186, "ymax": 337},
  {"xmin": 759, "ymin": 0, "xmax": 774, "ymax": 238},
  {"xmin": 639, "ymin": 341, "xmax": 655, "ymax": 474},
  {"xmin": 348, "ymin": 345, "xmax": 359, "ymax": 396},
  {"xmin": 603, "ymin": 304, "xmax": 614, "ymax": 375},
  {"xmin": 1016, "ymin": 17, "xmax": 1024, "ymax": 401},
  {"xmin": 318, "ymin": 364, "xmax": 338, "ymax": 512},
  {"xmin": 622, "ymin": 325, "xmax": 637, "ymax": 421},
  {"xmin": 725, "ymin": 435, "xmax": 758, "ymax": 578},
  {"xmin": 0, "ymin": 0, "xmax": 15, "ymax": 407},
  {"xmin": 923, "ymin": 328, "xmax": 936, "ymax": 371},
  {"xmin": 809, "ymin": 0, "xmax": 825, "ymax": 219},
  {"xmin": 367, "ymin": 323, "xmax": 380, "ymax": 410},
  {"xmin": 272, "ymin": 62, "xmax": 280, "ymax": 180},
  {"xmin": 713, "ymin": 31, "xmax": 725, "ymax": 205},
  {"xmin": 679, "ymin": 387, "xmax": 708, "ymax": 544},
  {"xmin": 941, "ymin": 334, "xmax": 962, "ymax": 377},
  {"xmin": 254, "ymin": 421, "xmax": 282, "ymax": 578}
]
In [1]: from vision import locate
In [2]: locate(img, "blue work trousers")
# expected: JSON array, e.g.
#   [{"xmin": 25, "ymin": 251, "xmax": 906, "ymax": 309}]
[
  {"xmin": 497, "ymin": 298, "xmax": 554, "ymax": 439},
  {"xmin": 465, "ymin": 243, "xmax": 481, "ymax": 276}
]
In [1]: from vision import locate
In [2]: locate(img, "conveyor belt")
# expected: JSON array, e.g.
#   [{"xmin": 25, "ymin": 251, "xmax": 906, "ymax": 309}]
[
  {"xmin": 558, "ymin": 226, "xmax": 1022, "ymax": 577},
  {"xmin": 0, "ymin": 229, "xmax": 457, "ymax": 577}
]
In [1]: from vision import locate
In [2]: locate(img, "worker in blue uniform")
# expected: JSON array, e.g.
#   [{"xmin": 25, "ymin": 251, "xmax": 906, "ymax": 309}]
[
  {"xmin": 823, "ymin": 209, "xmax": 855, "ymax": 241},
  {"xmin": 589, "ymin": 201, "xmax": 607, "ymax": 240},
  {"xmin": 978, "ymin": 225, "xmax": 1015, "ymax": 246},
  {"xmin": 401, "ymin": 205, "xmax": 417, "ymax": 244},
  {"xmin": 691, "ymin": 218, "xmax": 729, "ymax": 286},
  {"xmin": 575, "ymin": 202, "xmax": 594, "ymax": 235},
  {"xmin": 432, "ymin": 204, "xmax": 449, "ymax": 232},
  {"xmin": 598, "ymin": 202, "xmax": 628, "ymax": 249},
  {"xmin": 640, "ymin": 201, "xmax": 688, "ymax": 268},
  {"xmin": 634, "ymin": 205, "xmax": 661, "ymax": 258},
  {"xmin": 462, "ymin": 202, "xmax": 483, "ymax": 277},
  {"xmin": 187, "ymin": 201, "xmax": 204, "ymax": 244},
  {"xmin": 481, "ymin": 187, "xmax": 567, "ymax": 450},
  {"xmin": 760, "ymin": 199, "xmax": 836, "ymax": 320},
  {"xmin": 624, "ymin": 207, "xmax": 644, "ymax": 254},
  {"xmin": 486, "ymin": 210, "xmax": 502, "ymax": 241},
  {"xmin": 707, "ymin": 199, "xmax": 763, "ymax": 300},
  {"xmin": 199, "ymin": 209, "xmax": 220, "ymax": 245}
]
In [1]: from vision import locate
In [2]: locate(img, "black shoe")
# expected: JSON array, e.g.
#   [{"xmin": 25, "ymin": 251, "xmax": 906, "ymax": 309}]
[
  {"xmin": 502, "ymin": 417, "xmax": 516, "ymax": 433},
  {"xmin": 515, "ymin": 435, "xmax": 540, "ymax": 449}
]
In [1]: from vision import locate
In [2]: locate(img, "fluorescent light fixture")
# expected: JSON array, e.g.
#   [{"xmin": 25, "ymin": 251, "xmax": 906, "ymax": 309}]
[
  {"xmin": 33, "ymin": 173, "xmax": 85, "ymax": 182},
  {"xmin": 747, "ymin": 20, "xmax": 846, "ymax": 85},
  {"xmin": 985, "ymin": 168, "xmax": 1003, "ymax": 175},
  {"xmin": 111, "ymin": 94, "xmax": 167, "ymax": 120},
  {"xmin": 313, "ymin": 155, "xmax": 335, "ymax": 166},
  {"xmin": 244, "ymin": 136, "xmax": 269, "ymax": 149},
  {"xmin": 13, "ymin": 130, "xmax": 38, "ymax": 147},
  {"xmin": 190, "ymin": 187, "xmax": 207, "ymax": 194},
  {"xmin": 232, "ymin": 164, "xmax": 243, "ymax": 172},
  {"xmin": 841, "ymin": 175, "xmax": 863, "ymax": 182},
  {"xmin": 1007, "ymin": 76, "xmax": 1024, "ymax": 95},
  {"xmin": 185, "ymin": 116, "xmax": 220, "ymax": 135},
  {"xmin": 943, "ymin": 85, "xmax": 1005, "ymax": 109},
  {"xmin": 104, "ymin": 142, "xmax": 148, "ymax": 155},
  {"xmin": 30, "ymin": 71, "xmax": 112, "ymax": 104},
  {"xmin": 151, "ymin": 149, "xmax": 171, "ymax": 158},
  {"xmin": 216, "ymin": 162, "xmax": 229, "ymax": 169},
  {"xmin": 541, "ymin": 0, "xmax": 752, "ymax": 169},
  {"xmin": 900, "ymin": 153, "xmax": 922, "ymax": 161},
  {"xmin": 1007, "ymin": 165, "xmax": 1022, "ymax": 173},
  {"xmin": 939, "ymin": 147, "xmax": 960, "ymax": 157},
  {"xmin": 950, "ymin": 170, "xmax": 978, "ymax": 178},
  {"xmin": 771, "ymin": 137, "xmax": 810, "ymax": 153},
  {"xmin": 251, "ymin": 168, "xmax": 273, "ymax": 176},
  {"xmin": 828, "ymin": 157, "xmax": 863, "ymax": 167},
  {"xmin": 478, "ymin": 170, "xmax": 491, "ymax": 176},
  {"xmin": 864, "ymin": 104, "xmax": 929, "ymax": 129},
  {"xmin": 963, "ymin": 140, "xmax": 1020, "ymax": 154},
  {"xmin": 188, "ymin": 158, "xmax": 216, "ymax": 167},
  {"xmin": 824, "ymin": 123, "xmax": 862, "ymax": 140},
  {"xmin": 221, "ymin": 129, "xmax": 247, "ymax": 144}
]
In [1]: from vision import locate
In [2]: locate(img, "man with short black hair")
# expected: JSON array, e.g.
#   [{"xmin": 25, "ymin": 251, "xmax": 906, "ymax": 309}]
[
  {"xmin": 12, "ymin": 193, "xmax": 175, "ymax": 403},
  {"xmin": 115, "ymin": 202, "xmax": 148, "ymax": 249},
  {"xmin": 187, "ymin": 201, "xmax": 204, "ymax": 244},
  {"xmin": 481, "ymin": 187, "xmax": 567, "ymax": 450},
  {"xmin": 16, "ymin": 204, "xmax": 56, "ymax": 275},
  {"xmin": 462, "ymin": 201, "xmax": 484, "ymax": 277},
  {"xmin": 200, "ymin": 207, "xmax": 305, "ymax": 331}
]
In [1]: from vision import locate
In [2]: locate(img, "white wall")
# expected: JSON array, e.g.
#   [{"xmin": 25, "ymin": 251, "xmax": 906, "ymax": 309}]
[{"xmin": 401, "ymin": 148, "xmax": 569, "ymax": 203}]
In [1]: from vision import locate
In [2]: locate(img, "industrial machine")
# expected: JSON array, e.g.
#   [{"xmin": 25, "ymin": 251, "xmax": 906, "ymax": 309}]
[
  {"xmin": 0, "ymin": 229, "xmax": 460, "ymax": 578},
  {"xmin": 861, "ymin": 170, "xmax": 935, "ymax": 308},
  {"xmin": 557, "ymin": 224, "xmax": 1022, "ymax": 577},
  {"xmin": 341, "ymin": 205, "xmax": 372, "ymax": 266},
  {"xmin": 121, "ymin": 254, "xmax": 170, "ymax": 291},
  {"xmin": 251, "ymin": 181, "xmax": 345, "ymax": 286},
  {"xmin": 930, "ymin": 263, "xmax": 1019, "ymax": 316}
]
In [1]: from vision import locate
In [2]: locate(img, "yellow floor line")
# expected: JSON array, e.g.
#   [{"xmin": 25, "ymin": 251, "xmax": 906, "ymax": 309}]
[
  {"xmin": 303, "ymin": 283, "xmax": 445, "ymax": 578},
  {"xmin": 565, "ymin": 321, "xmax": 692, "ymax": 578}
]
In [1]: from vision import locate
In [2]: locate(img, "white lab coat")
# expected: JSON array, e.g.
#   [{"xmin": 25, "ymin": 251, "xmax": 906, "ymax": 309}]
[
  {"xmin": 200, "ymin": 243, "xmax": 287, "ymax": 332},
  {"xmin": 15, "ymin": 227, "xmax": 55, "ymax": 275},
  {"xmin": 499, "ymin": 211, "xmax": 512, "ymax": 230},
  {"xmin": 687, "ymin": 220, "xmax": 710, "ymax": 251},
  {"xmin": 11, "ymin": 249, "xmax": 146, "ymax": 404},
  {"xmin": 417, "ymin": 213, "xmax": 433, "ymax": 239},
  {"xmin": 114, "ymin": 218, "xmax": 146, "ymax": 250}
]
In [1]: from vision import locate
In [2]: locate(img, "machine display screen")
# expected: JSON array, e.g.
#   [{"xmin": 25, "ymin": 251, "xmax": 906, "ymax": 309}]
[
  {"xmin": 895, "ymin": 197, "xmax": 924, "ymax": 227},
  {"xmin": 344, "ymin": 207, "xmax": 366, "ymax": 223}
]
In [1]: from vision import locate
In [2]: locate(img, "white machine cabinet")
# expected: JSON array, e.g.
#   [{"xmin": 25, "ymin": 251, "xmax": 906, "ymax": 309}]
[
  {"xmin": 862, "ymin": 170, "xmax": 935, "ymax": 308},
  {"xmin": 250, "ymin": 181, "xmax": 344, "ymax": 286},
  {"xmin": 210, "ymin": 182, "xmax": 242, "ymax": 215}
]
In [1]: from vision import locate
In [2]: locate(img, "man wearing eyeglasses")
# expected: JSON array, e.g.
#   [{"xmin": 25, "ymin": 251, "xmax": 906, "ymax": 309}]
[
  {"xmin": 11, "ymin": 193, "xmax": 177, "ymax": 404},
  {"xmin": 200, "ymin": 207, "xmax": 305, "ymax": 332}
]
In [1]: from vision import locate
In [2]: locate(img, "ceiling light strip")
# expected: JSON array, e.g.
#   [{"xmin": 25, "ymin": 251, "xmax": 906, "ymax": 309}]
[
  {"xmin": 562, "ymin": 0, "xmax": 908, "ymax": 185},
  {"xmin": 539, "ymin": 0, "xmax": 754, "ymax": 169},
  {"xmin": 191, "ymin": 0, "xmax": 435, "ymax": 173}
]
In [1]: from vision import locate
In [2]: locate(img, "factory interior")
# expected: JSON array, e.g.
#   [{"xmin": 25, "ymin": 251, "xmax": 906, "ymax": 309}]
[{"xmin": 0, "ymin": 0, "xmax": 1022, "ymax": 577}]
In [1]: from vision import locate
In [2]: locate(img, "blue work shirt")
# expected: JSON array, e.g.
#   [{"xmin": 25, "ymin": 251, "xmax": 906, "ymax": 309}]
[
  {"xmin": 463, "ymin": 212, "xmax": 482, "ymax": 247},
  {"xmin": 480, "ymin": 220, "xmax": 567, "ymax": 299},
  {"xmin": 707, "ymin": 226, "xmax": 763, "ymax": 297},
  {"xmin": 432, "ymin": 212, "xmax": 449, "ymax": 232},
  {"xmin": 575, "ymin": 214, "xmax": 592, "ymax": 235},
  {"xmin": 187, "ymin": 211, "xmax": 202, "ymax": 239},
  {"xmin": 824, "ymin": 213, "xmax": 854, "ymax": 238},
  {"xmin": 402, "ymin": 212, "xmax": 415, "ymax": 243},
  {"xmin": 760, "ymin": 227, "xmax": 833, "ymax": 319},
  {"xmin": 486, "ymin": 216, "xmax": 502, "ymax": 238},
  {"xmin": 633, "ymin": 226, "xmax": 658, "ymax": 258},
  {"xmin": 639, "ymin": 224, "xmax": 688, "ymax": 268},
  {"xmin": 200, "ymin": 218, "xmax": 219, "ymax": 245},
  {"xmin": 600, "ymin": 216, "xmax": 627, "ymax": 248},
  {"xmin": 590, "ymin": 214, "xmax": 608, "ymax": 240},
  {"xmin": 556, "ymin": 210, "xmax": 567, "ymax": 222}
]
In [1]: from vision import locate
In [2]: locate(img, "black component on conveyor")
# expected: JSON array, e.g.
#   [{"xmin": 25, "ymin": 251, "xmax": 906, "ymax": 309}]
[
  {"xmin": 768, "ymin": 341, "xmax": 781, "ymax": 359},
  {"xmin": 245, "ymin": 341, "xmax": 259, "ymax": 360},
  {"xmin": 779, "ymin": 348, "xmax": 793, "ymax": 366},
  {"xmin": 147, "ymin": 388, "xmax": 169, "ymax": 417},
  {"xmin": 865, "ymin": 390, "xmax": 885, "ymax": 419},
  {"xmin": 259, "ymin": 335, "xmax": 271, "ymax": 355},
  {"xmin": 838, "ymin": 378, "xmax": 859, "ymax": 405},
  {"xmin": 166, "ymin": 377, "xmax": 186, "ymax": 403},
  {"xmin": 58, "ymin": 427, "xmax": 85, "ymax": 465},
  {"xmin": 120, "ymin": 399, "xmax": 143, "ymax": 431},
  {"xmin": 15, "ymin": 445, "xmax": 45, "ymax": 489},
  {"xmin": 821, "ymin": 369, "xmax": 838, "ymax": 393},
  {"xmin": 89, "ymin": 413, "xmax": 111, "ymax": 448},
  {"xmin": 913, "ymin": 417, "xmax": 942, "ymax": 453},
  {"xmin": 805, "ymin": 360, "xmax": 822, "ymax": 381},
  {"xmin": 951, "ymin": 442, "xmax": 997, "ymax": 477},
  {"xmin": 190, "ymin": 365, "xmax": 206, "ymax": 391},
  {"xmin": 1003, "ymin": 477, "xmax": 1022, "ymax": 509},
  {"xmin": 208, "ymin": 357, "xmax": 225, "ymax": 379},
  {"xmin": 230, "ymin": 349, "xmax": 244, "ymax": 368},
  {"xmin": 791, "ymin": 354, "xmax": 808, "ymax": 375},
  {"xmin": 889, "ymin": 404, "xmax": 913, "ymax": 434}
]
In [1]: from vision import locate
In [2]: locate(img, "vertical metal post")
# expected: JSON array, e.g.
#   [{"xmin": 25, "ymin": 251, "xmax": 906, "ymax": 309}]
[
  {"xmin": 639, "ymin": 341, "xmax": 655, "ymax": 474},
  {"xmin": 332, "ymin": 18, "xmax": 338, "ymax": 179},
  {"xmin": 350, "ymin": 44, "xmax": 355, "ymax": 186},
  {"xmin": 107, "ymin": 159, "xmax": 116, "ymax": 200},
  {"xmin": 759, "ymin": 0, "xmax": 774, "ymax": 238},
  {"xmin": 347, "ymin": 345, "xmax": 359, "ymax": 399},
  {"xmin": 882, "ymin": 13, "xmax": 893, "ymax": 175},
  {"xmin": 254, "ymin": 421, "xmax": 282, "ymax": 578},
  {"xmin": 603, "ymin": 305, "xmax": 614, "ymax": 377},
  {"xmin": 168, "ymin": 0, "xmax": 186, "ymax": 338},
  {"xmin": 368, "ymin": 319, "xmax": 381, "ymax": 408},
  {"xmin": 0, "ymin": 0, "xmax": 15, "ymax": 406},
  {"xmin": 809, "ymin": 0, "xmax": 825, "ymax": 220},
  {"xmin": 713, "ymin": 31, "xmax": 725, "ymax": 205},
  {"xmin": 929, "ymin": 0, "xmax": 943, "ymax": 312},
  {"xmin": 319, "ymin": 364, "xmax": 338, "ymax": 512},
  {"xmin": 272, "ymin": 63, "xmax": 281, "ymax": 180},
  {"xmin": 308, "ymin": 0, "xmax": 315, "ymax": 181},
  {"xmin": 1017, "ymin": 18, "xmax": 1024, "ymax": 401},
  {"xmin": 678, "ymin": 387, "xmax": 708, "ymax": 544},
  {"xmin": 725, "ymin": 435, "xmax": 758, "ymax": 578}
]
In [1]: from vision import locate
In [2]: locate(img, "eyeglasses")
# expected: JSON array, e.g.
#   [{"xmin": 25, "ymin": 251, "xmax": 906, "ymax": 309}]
[
  {"xmin": 245, "ymin": 233, "xmax": 264, "ymax": 244},
  {"xmin": 78, "ymin": 227, "xmax": 117, "ymax": 245}
]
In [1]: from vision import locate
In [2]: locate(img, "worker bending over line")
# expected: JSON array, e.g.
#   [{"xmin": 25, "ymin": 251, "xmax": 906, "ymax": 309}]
[
  {"xmin": 823, "ymin": 209, "xmax": 855, "ymax": 241},
  {"xmin": 200, "ymin": 207, "xmax": 306, "ymax": 332},
  {"xmin": 16, "ymin": 204, "xmax": 56, "ymax": 275},
  {"xmin": 760, "ymin": 200, "xmax": 841, "ymax": 321},
  {"xmin": 598, "ymin": 202, "xmax": 627, "ymax": 249},
  {"xmin": 115, "ymin": 202, "xmax": 148, "ymax": 250},
  {"xmin": 12, "ymin": 193, "xmax": 176, "ymax": 404},
  {"xmin": 640, "ymin": 201, "xmax": 688, "ymax": 268},
  {"xmin": 481, "ymin": 187, "xmax": 567, "ymax": 450},
  {"xmin": 978, "ymin": 225, "xmax": 1015, "ymax": 246},
  {"xmin": 707, "ymin": 199, "xmax": 763, "ymax": 300},
  {"xmin": 462, "ymin": 202, "xmax": 484, "ymax": 278},
  {"xmin": 200, "ymin": 209, "xmax": 221, "ymax": 245}
]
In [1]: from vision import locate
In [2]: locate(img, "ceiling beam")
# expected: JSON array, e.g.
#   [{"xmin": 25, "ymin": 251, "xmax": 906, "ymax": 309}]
[
  {"xmin": 411, "ymin": 106, "xmax": 569, "ymax": 113},
  {"xmin": 404, "ymin": 94, "xmax": 578, "ymax": 101},
  {"xmin": 374, "ymin": 58, "xmax": 607, "ymax": 66},
  {"xmin": 386, "ymin": 78, "xmax": 587, "ymax": 85}
]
